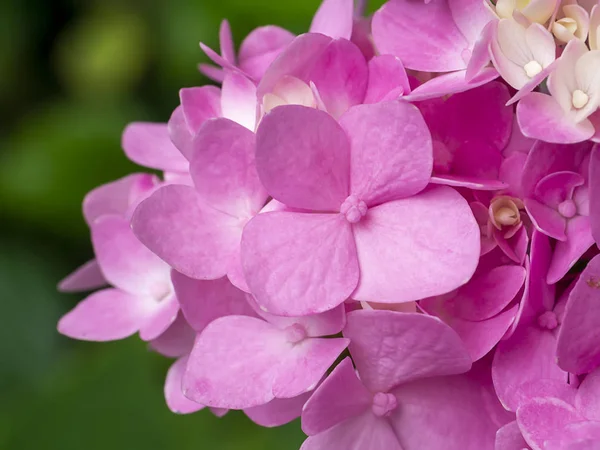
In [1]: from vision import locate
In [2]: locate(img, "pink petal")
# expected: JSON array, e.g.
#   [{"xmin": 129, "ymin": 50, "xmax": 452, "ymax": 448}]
[
  {"xmin": 535, "ymin": 171, "xmax": 585, "ymax": 209},
  {"xmin": 352, "ymin": 186, "xmax": 480, "ymax": 303},
  {"xmin": 449, "ymin": 306, "xmax": 519, "ymax": 361},
  {"xmin": 83, "ymin": 173, "xmax": 159, "ymax": 225},
  {"xmin": 255, "ymin": 105, "xmax": 350, "ymax": 211},
  {"xmin": 496, "ymin": 421, "xmax": 528, "ymax": 450},
  {"xmin": 171, "ymin": 272, "xmax": 255, "ymax": 332},
  {"xmin": 241, "ymin": 212, "xmax": 359, "ymax": 316},
  {"xmin": 576, "ymin": 368, "xmax": 600, "ymax": 420},
  {"xmin": 218, "ymin": 20, "xmax": 235, "ymax": 65},
  {"xmin": 252, "ymin": 301, "xmax": 347, "ymax": 337},
  {"xmin": 339, "ymin": 101, "xmax": 432, "ymax": 205},
  {"xmin": 465, "ymin": 19, "xmax": 494, "ymax": 82},
  {"xmin": 245, "ymin": 392, "xmax": 312, "ymax": 428},
  {"xmin": 517, "ymin": 398, "xmax": 584, "ymax": 450},
  {"xmin": 183, "ymin": 316, "xmax": 288, "ymax": 409},
  {"xmin": 165, "ymin": 356, "xmax": 205, "ymax": 414},
  {"xmin": 257, "ymin": 33, "xmax": 333, "ymax": 99},
  {"xmin": 521, "ymin": 140, "xmax": 593, "ymax": 200},
  {"xmin": 309, "ymin": 0, "xmax": 354, "ymax": 40},
  {"xmin": 556, "ymin": 255, "xmax": 600, "ymax": 374},
  {"xmin": 492, "ymin": 326, "xmax": 567, "ymax": 411},
  {"xmin": 372, "ymin": 0, "xmax": 470, "ymax": 72},
  {"xmin": 402, "ymin": 67, "xmax": 499, "ymax": 101},
  {"xmin": 175, "ymin": 86, "xmax": 222, "ymax": 159},
  {"xmin": 305, "ymin": 38, "xmax": 368, "ymax": 118},
  {"xmin": 506, "ymin": 61, "xmax": 557, "ymax": 106},
  {"xmin": 122, "ymin": 122, "xmax": 188, "ymax": 172},
  {"xmin": 591, "ymin": 145, "xmax": 600, "ymax": 245},
  {"xmin": 364, "ymin": 55, "xmax": 411, "ymax": 104},
  {"xmin": 131, "ymin": 185, "xmax": 242, "ymax": 280},
  {"xmin": 390, "ymin": 369, "xmax": 505, "ymax": 450},
  {"xmin": 58, "ymin": 259, "xmax": 106, "ymax": 293},
  {"xmin": 221, "ymin": 72, "xmax": 257, "ymax": 131},
  {"xmin": 238, "ymin": 26, "xmax": 296, "ymax": 81},
  {"xmin": 517, "ymin": 92, "xmax": 595, "ymax": 144},
  {"xmin": 344, "ymin": 310, "xmax": 472, "ymax": 392},
  {"xmin": 525, "ymin": 198, "xmax": 568, "ymax": 241},
  {"xmin": 301, "ymin": 358, "xmax": 372, "ymax": 436},
  {"xmin": 301, "ymin": 412, "xmax": 402, "ymax": 450},
  {"xmin": 273, "ymin": 337, "xmax": 349, "ymax": 398},
  {"xmin": 426, "ymin": 81, "xmax": 513, "ymax": 150},
  {"xmin": 525, "ymin": 231, "xmax": 556, "ymax": 318},
  {"xmin": 91, "ymin": 215, "xmax": 171, "ymax": 297},
  {"xmin": 495, "ymin": 224, "xmax": 529, "ymax": 264},
  {"xmin": 58, "ymin": 288, "xmax": 150, "ymax": 341},
  {"xmin": 190, "ymin": 118, "xmax": 267, "ymax": 217},
  {"xmin": 149, "ymin": 312, "xmax": 195, "ymax": 357},
  {"xmin": 430, "ymin": 174, "xmax": 508, "ymax": 191},
  {"xmin": 257, "ymin": 34, "xmax": 368, "ymax": 118},
  {"xmin": 514, "ymin": 379, "xmax": 577, "ymax": 408},
  {"xmin": 139, "ymin": 294, "xmax": 179, "ymax": 341},
  {"xmin": 199, "ymin": 42, "xmax": 240, "ymax": 75},
  {"xmin": 198, "ymin": 64, "xmax": 224, "ymax": 83},
  {"xmin": 452, "ymin": 265, "xmax": 526, "ymax": 321},
  {"xmin": 448, "ymin": 0, "xmax": 496, "ymax": 43},
  {"xmin": 547, "ymin": 215, "xmax": 595, "ymax": 284}
]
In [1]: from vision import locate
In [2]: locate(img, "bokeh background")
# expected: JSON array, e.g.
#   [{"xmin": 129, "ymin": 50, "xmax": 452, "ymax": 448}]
[{"xmin": 0, "ymin": 0, "xmax": 386, "ymax": 449}]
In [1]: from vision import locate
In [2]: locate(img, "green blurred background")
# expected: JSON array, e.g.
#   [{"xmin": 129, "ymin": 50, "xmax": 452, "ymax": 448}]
[{"xmin": 0, "ymin": 0, "xmax": 383, "ymax": 448}]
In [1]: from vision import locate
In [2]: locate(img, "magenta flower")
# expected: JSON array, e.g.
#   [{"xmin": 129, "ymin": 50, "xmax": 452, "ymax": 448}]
[
  {"xmin": 169, "ymin": 71, "xmax": 257, "ymax": 159},
  {"xmin": 492, "ymin": 232, "xmax": 568, "ymax": 412},
  {"xmin": 421, "ymin": 247, "xmax": 526, "ymax": 361},
  {"xmin": 257, "ymin": 33, "xmax": 368, "ymax": 118},
  {"xmin": 521, "ymin": 140, "xmax": 596, "ymax": 283},
  {"xmin": 199, "ymin": 0, "xmax": 355, "ymax": 83},
  {"xmin": 182, "ymin": 298, "xmax": 348, "ymax": 409},
  {"xmin": 418, "ymin": 81, "xmax": 513, "ymax": 190},
  {"xmin": 58, "ymin": 214, "xmax": 179, "ymax": 341},
  {"xmin": 556, "ymin": 254, "xmax": 600, "ymax": 374},
  {"xmin": 199, "ymin": 19, "xmax": 295, "ymax": 82},
  {"xmin": 241, "ymin": 101, "xmax": 480, "ymax": 316},
  {"xmin": 515, "ymin": 369, "xmax": 600, "ymax": 449},
  {"xmin": 372, "ymin": 0, "xmax": 498, "ymax": 100},
  {"xmin": 132, "ymin": 117, "xmax": 268, "ymax": 289},
  {"xmin": 300, "ymin": 310, "xmax": 507, "ymax": 449},
  {"xmin": 517, "ymin": 39, "xmax": 600, "ymax": 144},
  {"xmin": 591, "ymin": 145, "xmax": 600, "ymax": 245}
]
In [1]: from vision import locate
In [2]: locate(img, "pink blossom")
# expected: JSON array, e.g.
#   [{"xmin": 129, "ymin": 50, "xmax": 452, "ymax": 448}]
[
  {"xmin": 521, "ymin": 141, "xmax": 596, "ymax": 283},
  {"xmin": 183, "ymin": 297, "xmax": 348, "ymax": 409},
  {"xmin": 301, "ymin": 310, "xmax": 507, "ymax": 449},
  {"xmin": 241, "ymin": 102, "xmax": 480, "ymax": 316},
  {"xmin": 132, "ymin": 117, "xmax": 268, "ymax": 289}
]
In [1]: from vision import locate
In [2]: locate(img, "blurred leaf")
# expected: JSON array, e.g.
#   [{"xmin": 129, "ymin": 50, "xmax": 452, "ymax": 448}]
[
  {"xmin": 0, "ymin": 100, "xmax": 144, "ymax": 239},
  {"xmin": 3, "ymin": 337, "xmax": 306, "ymax": 450},
  {"xmin": 53, "ymin": 6, "xmax": 149, "ymax": 100}
]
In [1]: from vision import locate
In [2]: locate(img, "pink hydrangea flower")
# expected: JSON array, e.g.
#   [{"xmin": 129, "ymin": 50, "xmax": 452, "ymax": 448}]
[
  {"xmin": 521, "ymin": 140, "xmax": 596, "ymax": 283},
  {"xmin": 183, "ymin": 297, "xmax": 348, "ymax": 409},
  {"xmin": 300, "ymin": 310, "xmax": 508, "ymax": 449},
  {"xmin": 517, "ymin": 39, "xmax": 600, "ymax": 144},
  {"xmin": 241, "ymin": 101, "xmax": 480, "ymax": 316}
]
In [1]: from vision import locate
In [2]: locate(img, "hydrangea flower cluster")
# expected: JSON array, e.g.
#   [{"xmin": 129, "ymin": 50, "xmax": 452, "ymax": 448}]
[{"xmin": 57, "ymin": 0, "xmax": 600, "ymax": 448}]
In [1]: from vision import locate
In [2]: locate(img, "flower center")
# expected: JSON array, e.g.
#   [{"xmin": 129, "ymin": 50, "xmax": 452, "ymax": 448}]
[
  {"xmin": 558, "ymin": 199, "xmax": 577, "ymax": 218},
  {"xmin": 340, "ymin": 195, "xmax": 367, "ymax": 224},
  {"xmin": 284, "ymin": 323, "xmax": 307, "ymax": 344},
  {"xmin": 557, "ymin": 17, "xmax": 577, "ymax": 35},
  {"xmin": 572, "ymin": 89, "xmax": 589, "ymax": 109},
  {"xmin": 372, "ymin": 392, "xmax": 398, "ymax": 417},
  {"xmin": 537, "ymin": 311, "xmax": 559, "ymax": 330},
  {"xmin": 524, "ymin": 60, "xmax": 543, "ymax": 78},
  {"xmin": 490, "ymin": 196, "xmax": 521, "ymax": 229}
]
